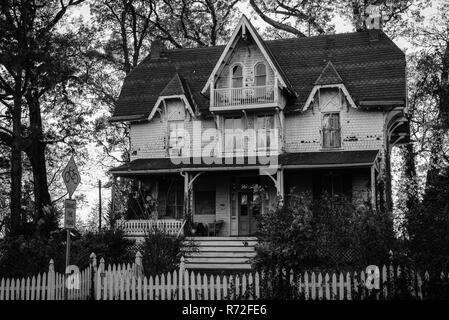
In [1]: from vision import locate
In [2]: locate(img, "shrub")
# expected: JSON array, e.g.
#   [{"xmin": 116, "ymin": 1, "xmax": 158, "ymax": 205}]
[
  {"xmin": 253, "ymin": 192, "xmax": 396, "ymax": 273},
  {"xmin": 0, "ymin": 235, "xmax": 65, "ymax": 278},
  {"xmin": 69, "ymin": 228, "xmax": 136, "ymax": 270},
  {"xmin": 139, "ymin": 228, "xmax": 195, "ymax": 277},
  {"xmin": 0, "ymin": 228, "xmax": 136, "ymax": 277}
]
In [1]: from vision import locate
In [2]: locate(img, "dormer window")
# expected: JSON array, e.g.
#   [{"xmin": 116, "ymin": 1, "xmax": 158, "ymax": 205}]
[
  {"xmin": 231, "ymin": 64, "xmax": 243, "ymax": 88},
  {"xmin": 322, "ymin": 113, "xmax": 341, "ymax": 148},
  {"xmin": 254, "ymin": 63, "xmax": 267, "ymax": 86}
]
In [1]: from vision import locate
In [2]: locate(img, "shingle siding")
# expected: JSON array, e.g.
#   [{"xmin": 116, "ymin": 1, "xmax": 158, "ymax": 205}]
[{"xmin": 284, "ymin": 108, "xmax": 384, "ymax": 153}]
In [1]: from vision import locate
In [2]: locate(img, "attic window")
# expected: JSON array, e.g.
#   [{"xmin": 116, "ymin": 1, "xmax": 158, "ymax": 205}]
[
  {"xmin": 232, "ymin": 64, "xmax": 243, "ymax": 88},
  {"xmin": 254, "ymin": 63, "xmax": 267, "ymax": 86}
]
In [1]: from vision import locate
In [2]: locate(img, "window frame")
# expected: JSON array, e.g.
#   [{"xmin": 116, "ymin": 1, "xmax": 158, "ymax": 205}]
[
  {"xmin": 230, "ymin": 63, "xmax": 244, "ymax": 88},
  {"xmin": 254, "ymin": 62, "xmax": 267, "ymax": 87},
  {"xmin": 255, "ymin": 114, "xmax": 275, "ymax": 152},
  {"xmin": 321, "ymin": 112, "xmax": 342, "ymax": 149},
  {"xmin": 167, "ymin": 120, "xmax": 185, "ymax": 156},
  {"xmin": 223, "ymin": 116, "xmax": 245, "ymax": 154}
]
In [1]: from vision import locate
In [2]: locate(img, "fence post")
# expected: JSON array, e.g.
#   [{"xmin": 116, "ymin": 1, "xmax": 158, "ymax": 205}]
[
  {"xmin": 179, "ymin": 256, "xmax": 185, "ymax": 300},
  {"xmin": 96, "ymin": 257, "xmax": 105, "ymax": 300},
  {"xmin": 48, "ymin": 259, "xmax": 55, "ymax": 300},
  {"xmin": 89, "ymin": 253, "xmax": 97, "ymax": 300},
  {"xmin": 135, "ymin": 251, "xmax": 144, "ymax": 279}
]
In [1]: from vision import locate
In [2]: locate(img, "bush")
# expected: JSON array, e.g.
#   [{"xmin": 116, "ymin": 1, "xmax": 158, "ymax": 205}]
[
  {"xmin": 0, "ymin": 228, "xmax": 136, "ymax": 277},
  {"xmin": 253, "ymin": 192, "xmax": 396, "ymax": 273},
  {"xmin": 138, "ymin": 228, "xmax": 195, "ymax": 277},
  {"xmin": 69, "ymin": 228, "xmax": 136, "ymax": 270},
  {"xmin": 0, "ymin": 235, "xmax": 65, "ymax": 278}
]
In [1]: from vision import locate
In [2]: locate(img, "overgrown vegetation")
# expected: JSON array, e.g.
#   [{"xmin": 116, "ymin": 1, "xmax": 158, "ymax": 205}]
[
  {"xmin": 253, "ymin": 192, "xmax": 395, "ymax": 272},
  {"xmin": 137, "ymin": 228, "xmax": 195, "ymax": 277},
  {"xmin": 0, "ymin": 228, "xmax": 135, "ymax": 277}
]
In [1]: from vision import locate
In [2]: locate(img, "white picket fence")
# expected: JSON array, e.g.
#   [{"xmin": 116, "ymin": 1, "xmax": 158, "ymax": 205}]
[
  {"xmin": 1, "ymin": 251, "xmax": 446, "ymax": 300},
  {"xmin": 94, "ymin": 253, "xmax": 437, "ymax": 300},
  {"xmin": 95, "ymin": 256, "xmax": 260, "ymax": 300},
  {"xmin": 0, "ymin": 258, "xmax": 92, "ymax": 300}
]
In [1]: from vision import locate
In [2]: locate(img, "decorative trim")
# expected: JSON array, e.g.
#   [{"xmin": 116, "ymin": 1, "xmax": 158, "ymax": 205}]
[{"xmin": 302, "ymin": 84, "xmax": 357, "ymax": 112}]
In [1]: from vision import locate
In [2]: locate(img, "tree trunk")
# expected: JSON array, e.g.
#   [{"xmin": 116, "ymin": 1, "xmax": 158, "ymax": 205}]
[
  {"xmin": 26, "ymin": 94, "xmax": 52, "ymax": 229},
  {"xmin": 9, "ymin": 141, "xmax": 22, "ymax": 236},
  {"xmin": 9, "ymin": 82, "xmax": 23, "ymax": 236},
  {"xmin": 402, "ymin": 143, "xmax": 418, "ymax": 211}
]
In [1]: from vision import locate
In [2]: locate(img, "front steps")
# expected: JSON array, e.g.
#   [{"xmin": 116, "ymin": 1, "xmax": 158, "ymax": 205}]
[{"xmin": 183, "ymin": 237, "xmax": 258, "ymax": 271}]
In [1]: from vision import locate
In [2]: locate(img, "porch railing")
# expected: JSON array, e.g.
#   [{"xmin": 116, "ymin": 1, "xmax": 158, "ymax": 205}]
[
  {"xmin": 213, "ymin": 85, "xmax": 275, "ymax": 107},
  {"xmin": 118, "ymin": 219, "xmax": 184, "ymax": 237}
]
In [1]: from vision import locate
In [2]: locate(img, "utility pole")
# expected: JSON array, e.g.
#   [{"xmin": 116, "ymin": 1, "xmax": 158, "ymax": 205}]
[{"xmin": 98, "ymin": 179, "xmax": 102, "ymax": 232}]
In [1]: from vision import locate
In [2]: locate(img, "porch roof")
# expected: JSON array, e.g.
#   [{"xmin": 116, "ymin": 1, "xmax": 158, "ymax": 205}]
[{"xmin": 110, "ymin": 150, "xmax": 379, "ymax": 176}]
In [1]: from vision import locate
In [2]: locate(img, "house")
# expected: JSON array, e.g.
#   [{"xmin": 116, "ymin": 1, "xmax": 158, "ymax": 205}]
[{"xmin": 109, "ymin": 16, "xmax": 409, "ymax": 270}]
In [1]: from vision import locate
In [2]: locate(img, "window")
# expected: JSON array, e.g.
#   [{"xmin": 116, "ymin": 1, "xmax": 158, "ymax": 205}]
[
  {"xmin": 168, "ymin": 120, "xmax": 185, "ymax": 156},
  {"xmin": 322, "ymin": 113, "xmax": 341, "ymax": 148},
  {"xmin": 256, "ymin": 115, "xmax": 274, "ymax": 151},
  {"xmin": 231, "ymin": 64, "xmax": 243, "ymax": 88},
  {"xmin": 166, "ymin": 180, "xmax": 184, "ymax": 219},
  {"xmin": 254, "ymin": 63, "xmax": 267, "ymax": 86},
  {"xmin": 312, "ymin": 170, "xmax": 352, "ymax": 200},
  {"xmin": 195, "ymin": 191, "xmax": 216, "ymax": 215},
  {"xmin": 224, "ymin": 116, "xmax": 244, "ymax": 153}
]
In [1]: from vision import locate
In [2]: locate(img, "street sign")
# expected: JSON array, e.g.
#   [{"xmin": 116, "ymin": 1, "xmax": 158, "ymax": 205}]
[
  {"xmin": 62, "ymin": 156, "xmax": 80, "ymax": 198},
  {"xmin": 64, "ymin": 199, "xmax": 76, "ymax": 229}
]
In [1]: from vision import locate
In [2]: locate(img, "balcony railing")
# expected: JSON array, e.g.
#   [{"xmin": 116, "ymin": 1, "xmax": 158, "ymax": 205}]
[
  {"xmin": 213, "ymin": 85, "xmax": 275, "ymax": 107},
  {"xmin": 118, "ymin": 219, "xmax": 184, "ymax": 237}
]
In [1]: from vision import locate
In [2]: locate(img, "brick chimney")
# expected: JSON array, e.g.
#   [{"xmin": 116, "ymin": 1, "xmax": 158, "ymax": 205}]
[{"xmin": 150, "ymin": 40, "xmax": 166, "ymax": 59}]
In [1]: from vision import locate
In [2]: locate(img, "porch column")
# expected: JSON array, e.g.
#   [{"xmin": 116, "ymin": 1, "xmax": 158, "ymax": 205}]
[
  {"xmin": 276, "ymin": 169, "xmax": 284, "ymax": 200},
  {"xmin": 371, "ymin": 165, "xmax": 376, "ymax": 210},
  {"xmin": 183, "ymin": 171, "xmax": 190, "ymax": 218},
  {"xmin": 111, "ymin": 175, "xmax": 117, "ymax": 229}
]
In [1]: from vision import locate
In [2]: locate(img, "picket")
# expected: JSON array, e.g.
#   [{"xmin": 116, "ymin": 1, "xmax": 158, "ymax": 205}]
[{"xmin": 1, "ymin": 255, "xmax": 448, "ymax": 301}]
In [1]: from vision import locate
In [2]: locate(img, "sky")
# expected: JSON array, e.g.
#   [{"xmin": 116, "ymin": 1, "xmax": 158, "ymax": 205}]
[{"xmin": 68, "ymin": 0, "xmax": 441, "ymax": 223}]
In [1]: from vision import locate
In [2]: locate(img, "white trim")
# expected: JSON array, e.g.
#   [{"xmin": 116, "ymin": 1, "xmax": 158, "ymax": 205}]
[
  {"xmin": 210, "ymin": 102, "xmax": 278, "ymax": 112},
  {"xmin": 148, "ymin": 95, "xmax": 195, "ymax": 121},
  {"xmin": 201, "ymin": 15, "xmax": 287, "ymax": 95},
  {"xmin": 302, "ymin": 84, "xmax": 357, "ymax": 112}
]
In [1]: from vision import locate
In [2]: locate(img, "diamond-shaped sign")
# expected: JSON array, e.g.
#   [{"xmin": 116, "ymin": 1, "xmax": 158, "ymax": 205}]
[{"xmin": 62, "ymin": 156, "xmax": 80, "ymax": 198}]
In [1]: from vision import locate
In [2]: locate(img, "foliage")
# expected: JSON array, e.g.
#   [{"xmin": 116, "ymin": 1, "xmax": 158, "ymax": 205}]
[
  {"xmin": 69, "ymin": 228, "xmax": 136, "ymax": 270},
  {"xmin": 0, "ymin": 235, "xmax": 65, "ymax": 278},
  {"xmin": 406, "ymin": 166, "xmax": 449, "ymax": 271},
  {"xmin": 253, "ymin": 192, "xmax": 395, "ymax": 272},
  {"xmin": 0, "ymin": 228, "xmax": 135, "ymax": 277},
  {"xmin": 138, "ymin": 228, "xmax": 194, "ymax": 277}
]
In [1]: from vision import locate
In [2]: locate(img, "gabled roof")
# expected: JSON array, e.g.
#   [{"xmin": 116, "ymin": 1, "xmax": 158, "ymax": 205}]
[
  {"xmin": 160, "ymin": 73, "xmax": 189, "ymax": 96},
  {"xmin": 315, "ymin": 61, "xmax": 343, "ymax": 85},
  {"xmin": 111, "ymin": 27, "xmax": 406, "ymax": 122},
  {"xmin": 201, "ymin": 15, "xmax": 294, "ymax": 95},
  {"xmin": 148, "ymin": 73, "xmax": 196, "ymax": 120}
]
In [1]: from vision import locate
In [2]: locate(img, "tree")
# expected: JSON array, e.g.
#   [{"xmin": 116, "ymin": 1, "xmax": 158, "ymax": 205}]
[
  {"xmin": 0, "ymin": 0, "xmax": 99, "ymax": 236},
  {"xmin": 249, "ymin": 0, "xmax": 417, "ymax": 37}
]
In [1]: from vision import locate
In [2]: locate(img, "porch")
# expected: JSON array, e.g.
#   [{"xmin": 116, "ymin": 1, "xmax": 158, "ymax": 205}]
[{"xmin": 111, "ymin": 150, "xmax": 381, "ymax": 240}]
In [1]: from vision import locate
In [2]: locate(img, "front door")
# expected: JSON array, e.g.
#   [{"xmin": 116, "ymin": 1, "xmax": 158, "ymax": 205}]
[{"xmin": 238, "ymin": 191, "xmax": 259, "ymax": 236}]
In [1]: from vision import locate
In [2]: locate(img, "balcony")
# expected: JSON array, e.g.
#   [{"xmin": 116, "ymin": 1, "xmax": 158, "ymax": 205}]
[{"xmin": 212, "ymin": 85, "xmax": 280, "ymax": 110}]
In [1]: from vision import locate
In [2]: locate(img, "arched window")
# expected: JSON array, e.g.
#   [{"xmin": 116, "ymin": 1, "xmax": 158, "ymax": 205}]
[
  {"xmin": 231, "ymin": 64, "xmax": 243, "ymax": 88},
  {"xmin": 254, "ymin": 63, "xmax": 267, "ymax": 86}
]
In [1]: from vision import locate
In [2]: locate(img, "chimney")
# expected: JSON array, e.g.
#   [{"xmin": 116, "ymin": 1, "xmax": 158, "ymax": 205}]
[
  {"xmin": 150, "ymin": 40, "xmax": 166, "ymax": 59},
  {"xmin": 368, "ymin": 29, "xmax": 381, "ymax": 42}
]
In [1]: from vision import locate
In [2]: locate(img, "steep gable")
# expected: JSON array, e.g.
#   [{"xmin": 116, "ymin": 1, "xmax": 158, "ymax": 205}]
[
  {"xmin": 315, "ymin": 61, "xmax": 343, "ymax": 85},
  {"xmin": 201, "ymin": 15, "xmax": 294, "ymax": 95}
]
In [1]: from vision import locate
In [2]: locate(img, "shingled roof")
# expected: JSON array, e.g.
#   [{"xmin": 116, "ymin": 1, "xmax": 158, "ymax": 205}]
[{"xmin": 111, "ymin": 29, "xmax": 406, "ymax": 122}]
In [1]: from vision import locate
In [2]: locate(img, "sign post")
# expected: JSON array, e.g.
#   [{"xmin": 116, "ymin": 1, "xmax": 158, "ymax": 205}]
[{"xmin": 62, "ymin": 156, "xmax": 80, "ymax": 299}]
